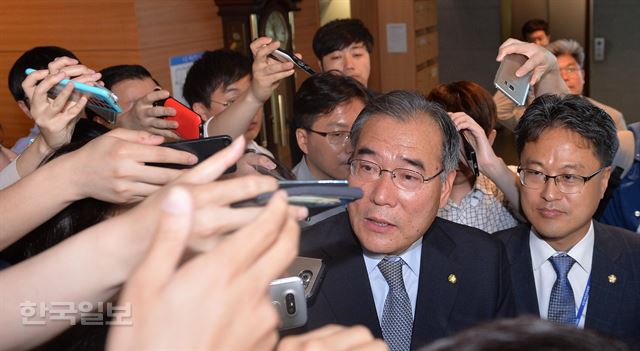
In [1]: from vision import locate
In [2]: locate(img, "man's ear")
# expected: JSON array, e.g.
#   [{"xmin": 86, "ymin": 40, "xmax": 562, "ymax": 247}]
[
  {"xmin": 598, "ymin": 166, "xmax": 612, "ymax": 200},
  {"xmin": 191, "ymin": 102, "xmax": 210, "ymax": 121},
  {"xmin": 295, "ymin": 128, "xmax": 309, "ymax": 155},
  {"xmin": 488, "ymin": 129, "xmax": 497, "ymax": 146},
  {"xmin": 17, "ymin": 100, "xmax": 32, "ymax": 119},
  {"xmin": 438, "ymin": 170, "xmax": 457, "ymax": 209}
]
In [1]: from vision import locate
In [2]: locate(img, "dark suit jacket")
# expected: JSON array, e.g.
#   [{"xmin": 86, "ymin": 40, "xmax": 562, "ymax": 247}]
[
  {"xmin": 496, "ymin": 222, "xmax": 640, "ymax": 350},
  {"xmin": 296, "ymin": 212, "xmax": 515, "ymax": 349}
]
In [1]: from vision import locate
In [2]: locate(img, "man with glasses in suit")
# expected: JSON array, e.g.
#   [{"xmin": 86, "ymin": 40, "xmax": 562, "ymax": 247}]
[
  {"xmin": 295, "ymin": 91, "xmax": 515, "ymax": 351},
  {"xmin": 496, "ymin": 94, "xmax": 640, "ymax": 350}
]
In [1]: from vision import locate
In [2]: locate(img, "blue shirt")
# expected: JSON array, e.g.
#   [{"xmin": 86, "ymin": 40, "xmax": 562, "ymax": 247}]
[
  {"xmin": 362, "ymin": 239, "xmax": 422, "ymax": 322},
  {"xmin": 601, "ymin": 122, "xmax": 640, "ymax": 233}
]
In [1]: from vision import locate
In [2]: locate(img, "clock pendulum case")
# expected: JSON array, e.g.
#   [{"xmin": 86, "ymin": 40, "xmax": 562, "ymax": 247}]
[{"xmin": 215, "ymin": 0, "xmax": 302, "ymax": 167}]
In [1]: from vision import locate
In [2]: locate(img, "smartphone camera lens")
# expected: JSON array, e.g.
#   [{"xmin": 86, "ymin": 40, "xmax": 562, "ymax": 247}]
[
  {"xmin": 285, "ymin": 293, "xmax": 296, "ymax": 315},
  {"xmin": 299, "ymin": 270, "xmax": 313, "ymax": 288},
  {"xmin": 509, "ymin": 84, "xmax": 515, "ymax": 91}
]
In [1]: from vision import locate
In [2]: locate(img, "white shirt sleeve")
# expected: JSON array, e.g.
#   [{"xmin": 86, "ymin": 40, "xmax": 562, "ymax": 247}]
[{"xmin": 0, "ymin": 158, "xmax": 21, "ymax": 189}]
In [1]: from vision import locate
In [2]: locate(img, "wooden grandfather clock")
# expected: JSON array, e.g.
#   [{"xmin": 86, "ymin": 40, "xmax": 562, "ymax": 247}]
[{"xmin": 215, "ymin": 0, "xmax": 301, "ymax": 167}]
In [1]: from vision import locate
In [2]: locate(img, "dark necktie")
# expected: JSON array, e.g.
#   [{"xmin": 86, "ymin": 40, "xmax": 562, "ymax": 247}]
[
  {"xmin": 548, "ymin": 253, "xmax": 577, "ymax": 325},
  {"xmin": 378, "ymin": 256, "xmax": 413, "ymax": 351}
]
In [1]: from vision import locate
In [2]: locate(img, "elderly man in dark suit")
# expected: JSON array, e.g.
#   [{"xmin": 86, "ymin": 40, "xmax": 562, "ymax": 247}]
[
  {"xmin": 495, "ymin": 94, "xmax": 640, "ymax": 350},
  {"xmin": 297, "ymin": 91, "xmax": 515, "ymax": 351}
]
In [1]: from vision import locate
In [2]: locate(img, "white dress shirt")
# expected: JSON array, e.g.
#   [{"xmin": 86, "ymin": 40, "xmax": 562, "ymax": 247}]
[
  {"xmin": 362, "ymin": 239, "xmax": 422, "ymax": 323},
  {"xmin": 529, "ymin": 221, "xmax": 594, "ymax": 328}
]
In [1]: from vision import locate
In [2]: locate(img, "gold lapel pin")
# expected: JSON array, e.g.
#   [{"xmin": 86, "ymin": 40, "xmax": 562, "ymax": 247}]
[
  {"xmin": 608, "ymin": 274, "xmax": 617, "ymax": 284},
  {"xmin": 448, "ymin": 274, "xmax": 457, "ymax": 284}
]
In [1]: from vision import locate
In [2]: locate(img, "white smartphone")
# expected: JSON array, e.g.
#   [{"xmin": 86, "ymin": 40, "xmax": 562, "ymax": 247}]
[
  {"xmin": 494, "ymin": 54, "xmax": 532, "ymax": 106},
  {"xmin": 270, "ymin": 276, "xmax": 307, "ymax": 330}
]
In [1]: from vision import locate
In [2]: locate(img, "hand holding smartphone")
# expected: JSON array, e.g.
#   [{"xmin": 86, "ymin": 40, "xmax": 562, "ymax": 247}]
[
  {"xmin": 153, "ymin": 97, "xmax": 202, "ymax": 140},
  {"xmin": 494, "ymin": 54, "xmax": 532, "ymax": 106},
  {"xmin": 26, "ymin": 68, "xmax": 122, "ymax": 124}
]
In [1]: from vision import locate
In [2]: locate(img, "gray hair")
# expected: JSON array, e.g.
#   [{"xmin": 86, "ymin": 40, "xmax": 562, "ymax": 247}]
[
  {"xmin": 350, "ymin": 90, "xmax": 460, "ymax": 182},
  {"xmin": 547, "ymin": 39, "xmax": 585, "ymax": 67}
]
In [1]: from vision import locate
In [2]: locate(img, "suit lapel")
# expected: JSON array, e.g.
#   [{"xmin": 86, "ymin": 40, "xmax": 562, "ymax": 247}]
[
  {"xmin": 411, "ymin": 220, "xmax": 461, "ymax": 346},
  {"xmin": 508, "ymin": 226, "xmax": 540, "ymax": 316},
  {"xmin": 317, "ymin": 218, "xmax": 383, "ymax": 338},
  {"xmin": 584, "ymin": 222, "xmax": 625, "ymax": 332}
]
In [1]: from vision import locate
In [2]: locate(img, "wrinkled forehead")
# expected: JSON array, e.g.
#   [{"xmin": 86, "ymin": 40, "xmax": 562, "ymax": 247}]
[{"xmin": 353, "ymin": 113, "xmax": 442, "ymax": 162}]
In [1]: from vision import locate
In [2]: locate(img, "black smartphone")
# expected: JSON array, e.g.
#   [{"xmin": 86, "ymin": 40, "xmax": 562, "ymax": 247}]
[
  {"xmin": 460, "ymin": 132, "xmax": 480, "ymax": 177},
  {"xmin": 231, "ymin": 180, "xmax": 362, "ymax": 208},
  {"xmin": 147, "ymin": 135, "xmax": 236, "ymax": 173},
  {"xmin": 269, "ymin": 49, "xmax": 317, "ymax": 75}
]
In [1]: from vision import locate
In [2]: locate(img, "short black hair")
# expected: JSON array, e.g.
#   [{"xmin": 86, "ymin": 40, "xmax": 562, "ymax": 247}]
[
  {"xmin": 422, "ymin": 316, "xmax": 629, "ymax": 351},
  {"xmin": 522, "ymin": 19, "xmax": 549, "ymax": 40},
  {"xmin": 294, "ymin": 72, "xmax": 371, "ymax": 130},
  {"xmin": 8, "ymin": 46, "xmax": 78, "ymax": 103},
  {"xmin": 99, "ymin": 64, "xmax": 159, "ymax": 90},
  {"xmin": 182, "ymin": 49, "xmax": 252, "ymax": 108},
  {"xmin": 313, "ymin": 19, "xmax": 374, "ymax": 60},
  {"xmin": 515, "ymin": 94, "xmax": 619, "ymax": 167}
]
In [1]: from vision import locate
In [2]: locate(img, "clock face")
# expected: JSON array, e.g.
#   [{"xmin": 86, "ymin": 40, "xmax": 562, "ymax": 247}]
[{"xmin": 264, "ymin": 11, "xmax": 290, "ymax": 48}]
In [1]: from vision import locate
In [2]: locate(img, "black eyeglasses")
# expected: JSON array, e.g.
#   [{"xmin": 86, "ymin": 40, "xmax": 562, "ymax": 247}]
[
  {"xmin": 306, "ymin": 128, "xmax": 351, "ymax": 145},
  {"xmin": 516, "ymin": 167, "xmax": 605, "ymax": 194},
  {"xmin": 350, "ymin": 159, "xmax": 443, "ymax": 191}
]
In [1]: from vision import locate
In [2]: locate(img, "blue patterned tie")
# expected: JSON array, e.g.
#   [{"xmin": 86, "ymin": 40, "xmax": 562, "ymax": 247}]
[
  {"xmin": 378, "ymin": 256, "xmax": 413, "ymax": 351},
  {"xmin": 548, "ymin": 253, "xmax": 577, "ymax": 325}
]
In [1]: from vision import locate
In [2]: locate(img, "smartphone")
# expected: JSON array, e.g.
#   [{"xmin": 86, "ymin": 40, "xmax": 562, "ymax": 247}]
[
  {"xmin": 269, "ymin": 49, "xmax": 317, "ymax": 75},
  {"xmin": 146, "ymin": 135, "xmax": 236, "ymax": 173},
  {"xmin": 231, "ymin": 182, "xmax": 363, "ymax": 208},
  {"xmin": 26, "ymin": 68, "xmax": 122, "ymax": 124},
  {"xmin": 153, "ymin": 97, "xmax": 202, "ymax": 140},
  {"xmin": 285, "ymin": 257, "xmax": 326, "ymax": 302},
  {"xmin": 493, "ymin": 54, "xmax": 531, "ymax": 106},
  {"xmin": 460, "ymin": 132, "xmax": 479, "ymax": 177},
  {"xmin": 270, "ymin": 276, "xmax": 308, "ymax": 330}
]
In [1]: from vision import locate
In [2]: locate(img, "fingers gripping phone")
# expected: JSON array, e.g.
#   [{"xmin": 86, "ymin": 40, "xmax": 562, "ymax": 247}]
[
  {"xmin": 26, "ymin": 68, "xmax": 122, "ymax": 124},
  {"xmin": 494, "ymin": 54, "xmax": 532, "ymax": 106},
  {"xmin": 153, "ymin": 97, "xmax": 202, "ymax": 140},
  {"xmin": 268, "ymin": 49, "xmax": 317, "ymax": 75},
  {"xmin": 270, "ymin": 276, "xmax": 307, "ymax": 330}
]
